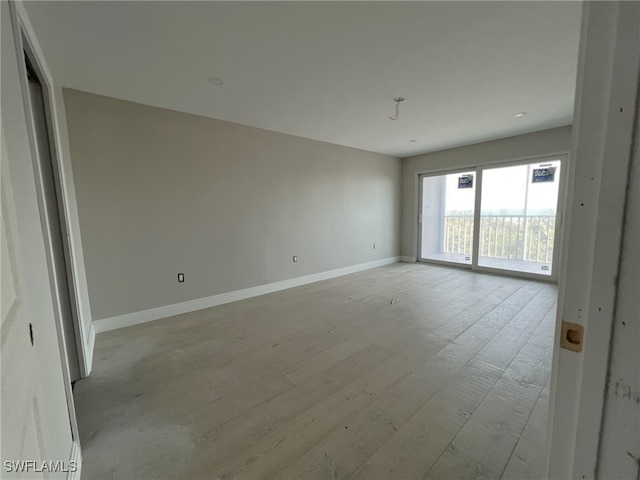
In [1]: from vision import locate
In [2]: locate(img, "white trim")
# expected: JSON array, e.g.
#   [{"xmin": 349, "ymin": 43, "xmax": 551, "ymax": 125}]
[
  {"xmin": 15, "ymin": 2, "xmax": 93, "ymax": 379},
  {"xmin": 400, "ymin": 256, "xmax": 416, "ymax": 263},
  {"xmin": 94, "ymin": 257, "xmax": 400, "ymax": 333},
  {"xmin": 471, "ymin": 167, "xmax": 482, "ymax": 271},
  {"xmin": 67, "ymin": 440, "xmax": 82, "ymax": 480},
  {"xmin": 85, "ymin": 322, "xmax": 95, "ymax": 375}
]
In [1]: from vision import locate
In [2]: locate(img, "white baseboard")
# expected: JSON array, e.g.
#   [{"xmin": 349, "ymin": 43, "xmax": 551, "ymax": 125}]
[
  {"xmin": 67, "ymin": 441, "xmax": 82, "ymax": 480},
  {"xmin": 94, "ymin": 256, "xmax": 400, "ymax": 333},
  {"xmin": 400, "ymin": 256, "xmax": 416, "ymax": 263}
]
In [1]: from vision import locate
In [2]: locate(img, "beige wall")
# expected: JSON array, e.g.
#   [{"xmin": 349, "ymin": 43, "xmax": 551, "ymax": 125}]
[
  {"xmin": 400, "ymin": 126, "xmax": 572, "ymax": 259},
  {"xmin": 63, "ymin": 89, "xmax": 401, "ymax": 321}
]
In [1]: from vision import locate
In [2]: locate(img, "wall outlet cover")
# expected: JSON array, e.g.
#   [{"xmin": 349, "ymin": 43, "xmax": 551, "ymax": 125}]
[{"xmin": 560, "ymin": 320, "xmax": 584, "ymax": 352}]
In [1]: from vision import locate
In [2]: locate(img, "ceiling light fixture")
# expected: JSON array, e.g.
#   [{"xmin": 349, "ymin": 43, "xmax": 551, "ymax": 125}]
[
  {"xmin": 388, "ymin": 97, "xmax": 405, "ymax": 121},
  {"xmin": 514, "ymin": 112, "xmax": 527, "ymax": 117},
  {"xmin": 208, "ymin": 77, "xmax": 224, "ymax": 86}
]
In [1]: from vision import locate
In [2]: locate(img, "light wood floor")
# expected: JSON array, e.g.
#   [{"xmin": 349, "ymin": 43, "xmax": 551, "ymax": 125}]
[{"xmin": 75, "ymin": 263, "xmax": 557, "ymax": 480}]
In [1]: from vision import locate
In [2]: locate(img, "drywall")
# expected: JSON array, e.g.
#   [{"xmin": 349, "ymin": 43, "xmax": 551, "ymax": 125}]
[
  {"xmin": 1, "ymin": 0, "xmax": 78, "ymax": 474},
  {"xmin": 63, "ymin": 89, "xmax": 401, "ymax": 321},
  {"xmin": 400, "ymin": 126, "xmax": 572, "ymax": 260}
]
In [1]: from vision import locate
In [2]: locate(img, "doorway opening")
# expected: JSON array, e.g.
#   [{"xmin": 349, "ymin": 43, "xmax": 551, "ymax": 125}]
[{"xmin": 23, "ymin": 51, "xmax": 82, "ymax": 382}]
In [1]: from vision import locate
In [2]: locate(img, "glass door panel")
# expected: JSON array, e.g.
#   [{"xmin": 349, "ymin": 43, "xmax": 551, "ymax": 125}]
[
  {"xmin": 478, "ymin": 160, "xmax": 561, "ymax": 276},
  {"xmin": 420, "ymin": 171, "xmax": 475, "ymax": 266}
]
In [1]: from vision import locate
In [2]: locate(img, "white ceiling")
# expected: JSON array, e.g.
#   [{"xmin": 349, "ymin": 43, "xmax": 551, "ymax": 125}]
[{"xmin": 24, "ymin": 1, "xmax": 582, "ymax": 157}]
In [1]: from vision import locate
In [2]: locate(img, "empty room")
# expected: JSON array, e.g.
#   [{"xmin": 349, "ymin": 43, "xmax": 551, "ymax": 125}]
[{"xmin": 2, "ymin": 1, "xmax": 638, "ymax": 480}]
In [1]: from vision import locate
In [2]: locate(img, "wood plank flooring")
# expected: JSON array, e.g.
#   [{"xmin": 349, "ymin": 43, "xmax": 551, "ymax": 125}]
[{"xmin": 74, "ymin": 263, "xmax": 557, "ymax": 479}]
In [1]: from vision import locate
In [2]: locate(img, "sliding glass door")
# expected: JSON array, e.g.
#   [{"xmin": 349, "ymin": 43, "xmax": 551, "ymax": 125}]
[
  {"xmin": 419, "ymin": 156, "xmax": 565, "ymax": 279},
  {"xmin": 478, "ymin": 160, "xmax": 562, "ymax": 276},
  {"xmin": 419, "ymin": 171, "xmax": 475, "ymax": 266}
]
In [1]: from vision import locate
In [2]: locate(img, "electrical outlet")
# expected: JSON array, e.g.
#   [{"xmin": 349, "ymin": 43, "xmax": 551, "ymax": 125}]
[
  {"xmin": 293, "ymin": 255, "xmax": 298, "ymax": 263},
  {"xmin": 178, "ymin": 273, "xmax": 185, "ymax": 283}
]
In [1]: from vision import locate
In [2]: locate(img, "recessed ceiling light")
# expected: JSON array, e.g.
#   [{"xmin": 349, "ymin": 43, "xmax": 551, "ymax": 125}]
[
  {"xmin": 208, "ymin": 77, "xmax": 224, "ymax": 86},
  {"xmin": 409, "ymin": 139, "xmax": 418, "ymax": 143},
  {"xmin": 514, "ymin": 112, "xmax": 527, "ymax": 117}
]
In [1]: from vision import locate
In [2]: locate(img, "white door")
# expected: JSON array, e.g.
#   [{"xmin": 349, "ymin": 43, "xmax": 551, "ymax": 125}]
[{"xmin": 1, "ymin": 137, "xmax": 57, "ymax": 475}]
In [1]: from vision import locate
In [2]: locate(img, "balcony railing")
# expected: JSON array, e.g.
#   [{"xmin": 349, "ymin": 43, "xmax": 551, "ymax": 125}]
[{"xmin": 443, "ymin": 214, "xmax": 556, "ymax": 264}]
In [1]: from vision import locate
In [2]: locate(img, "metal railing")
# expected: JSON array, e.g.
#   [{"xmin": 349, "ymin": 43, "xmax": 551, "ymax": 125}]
[{"xmin": 443, "ymin": 214, "xmax": 556, "ymax": 263}]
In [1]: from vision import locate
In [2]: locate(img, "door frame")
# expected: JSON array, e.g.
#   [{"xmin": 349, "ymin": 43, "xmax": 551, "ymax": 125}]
[
  {"xmin": 22, "ymin": 47, "xmax": 84, "ymax": 382},
  {"xmin": 9, "ymin": 0, "xmax": 82, "ymax": 447},
  {"xmin": 417, "ymin": 153, "xmax": 569, "ymax": 282},
  {"xmin": 10, "ymin": 1, "xmax": 94, "ymax": 379}
]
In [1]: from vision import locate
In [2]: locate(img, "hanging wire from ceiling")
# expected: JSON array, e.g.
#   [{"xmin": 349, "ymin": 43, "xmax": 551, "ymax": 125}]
[{"xmin": 388, "ymin": 97, "xmax": 405, "ymax": 121}]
